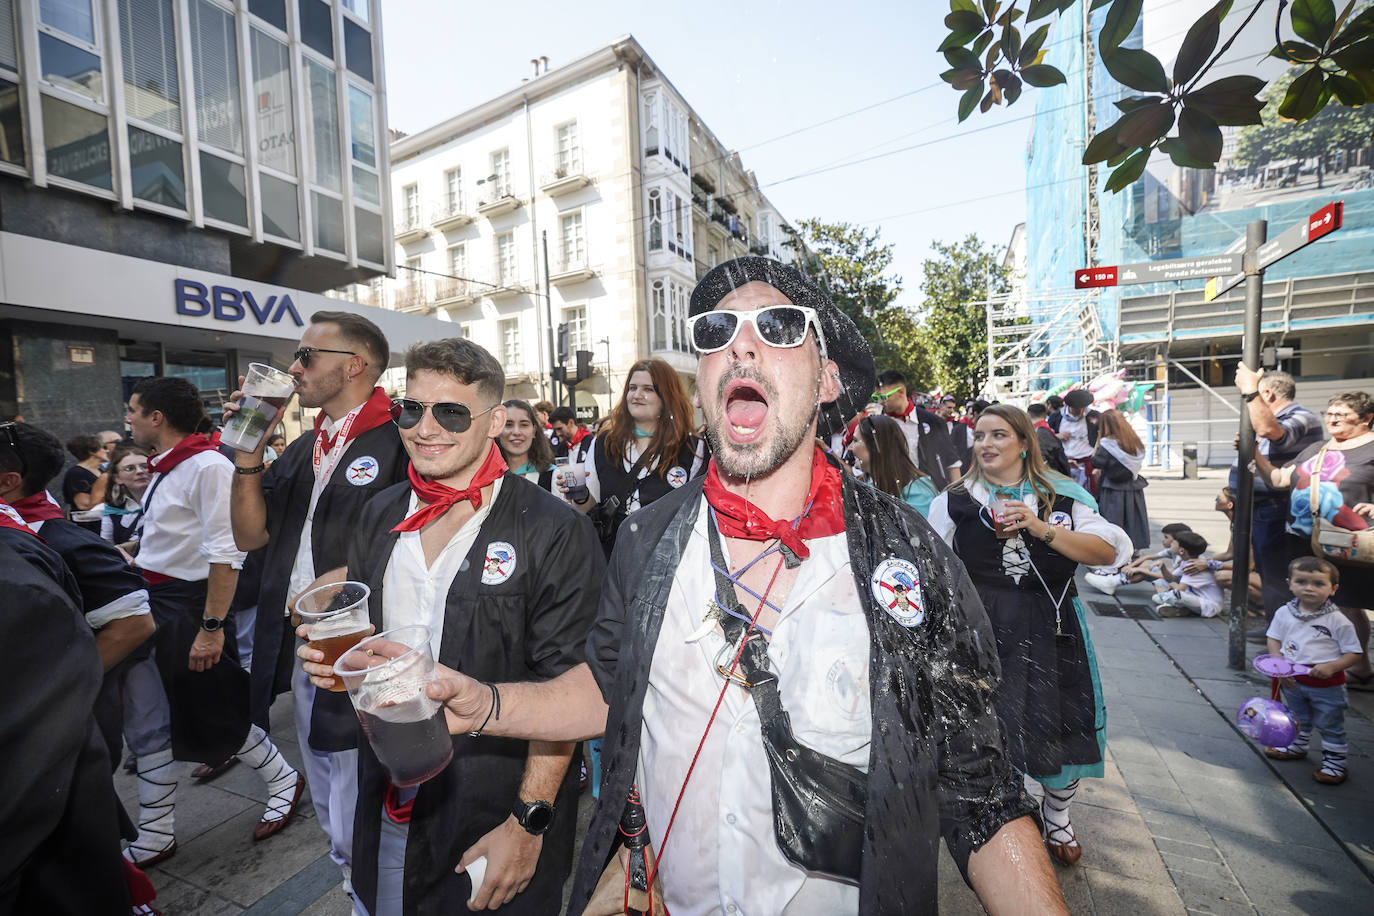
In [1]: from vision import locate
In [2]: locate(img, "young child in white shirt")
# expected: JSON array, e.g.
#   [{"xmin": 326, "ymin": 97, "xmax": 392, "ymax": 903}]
[
  {"xmin": 1264, "ymin": 556, "xmax": 1363, "ymax": 785},
  {"xmin": 1085, "ymin": 523, "xmax": 1191, "ymax": 596},
  {"xmin": 1151, "ymin": 530, "xmax": 1224, "ymax": 618}
]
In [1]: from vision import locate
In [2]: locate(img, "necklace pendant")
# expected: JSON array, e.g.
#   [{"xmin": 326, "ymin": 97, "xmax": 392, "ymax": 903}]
[{"xmin": 685, "ymin": 601, "xmax": 725, "ymax": 644}]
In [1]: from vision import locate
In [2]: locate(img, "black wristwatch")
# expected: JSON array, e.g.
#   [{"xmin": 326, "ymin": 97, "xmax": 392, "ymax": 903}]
[
  {"xmin": 200, "ymin": 616, "xmax": 224, "ymax": 632},
  {"xmin": 511, "ymin": 799, "xmax": 555, "ymax": 835},
  {"xmin": 1242, "ymin": 390, "xmax": 1260, "ymax": 402}
]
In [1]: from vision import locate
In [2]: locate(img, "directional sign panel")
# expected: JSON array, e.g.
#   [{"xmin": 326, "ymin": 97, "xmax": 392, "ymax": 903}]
[
  {"xmin": 1074, "ymin": 266, "xmax": 1118, "ymax": 288},
  {"xmin": 1117, "ymin": 254, "xmax": 1244, "ymax": 285},
  {"xmin": 1205, "ymin": 201, "xmax": 1343, "ymax": 301}
]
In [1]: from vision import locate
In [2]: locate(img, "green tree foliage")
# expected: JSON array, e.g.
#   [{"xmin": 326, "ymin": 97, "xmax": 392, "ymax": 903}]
[
  {"xmin": 788, "ymin": 220, "xmax": 933, "ymax": 387},
  {"xmin": 1233, "ymin": 64, "xmax": 1374, "ymax": 186},
  {"xmin": 939, "ymin": 0, "xmax": 1374, "ymax": 193},
  {"xmin": 919, "ymin": 235, "xmax": 1011, "ymax": 403}
]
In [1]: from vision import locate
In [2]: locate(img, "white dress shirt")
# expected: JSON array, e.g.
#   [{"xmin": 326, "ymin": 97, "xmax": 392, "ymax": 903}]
[
  {"xmin": 139, "ymin": 447, "xmax": 245, "ymax": 580},
  {"xmin": 637, "ymin": 499, "xmax": 867, "ymax": 916},
  {"xmin": 381, "ymin": 477, "xmax": 502, "ymax": 658},
  {"xmin": 1058, "ymin": 412, "xmax": 1093, "ymax": 459},
  {"xmin": 288, "ymin": 408, "xmax": 363, "ymax": 603}
]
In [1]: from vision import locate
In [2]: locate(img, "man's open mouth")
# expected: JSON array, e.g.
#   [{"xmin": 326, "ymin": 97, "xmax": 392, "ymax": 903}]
[{"xmin": 724, "ymin": 379, "xmax": 769, "ymax": 443}]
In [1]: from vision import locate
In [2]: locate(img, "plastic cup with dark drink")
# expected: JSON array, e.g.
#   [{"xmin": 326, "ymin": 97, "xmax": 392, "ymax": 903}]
[
  {"xmin": 988, "ymin": 493, "xmax": 1017, "ymax": 539},
  {"xmin": 334, "ymin": 625, "xmax": 454, "ymax": 787},
  {"xmin": 297, "ymin": 580, "xmax": 372, "ymax": 692},
  {"xmin": 222, "ymin": 362, "xmax": 297, "ymax": 452}
]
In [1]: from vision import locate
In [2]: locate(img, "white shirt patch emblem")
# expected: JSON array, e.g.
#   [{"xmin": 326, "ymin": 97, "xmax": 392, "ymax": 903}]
[
  {"xmin": 871, "ymin": 557, "xmax": 924, "ymax": 627},
  {"xmin": 666, "ymin": 466, "xmax": 689, "ymax": 488},
  {"xmin": 345, "ymin": 455, "xmax": 380, "ymax": 486},
  {"xmin": 1049, "ymin": 510, "xmax": 1073, "ymax": 528},
  {"xmin": 481, "ymin": 541, "xmax": 517, "ymax": 585}
]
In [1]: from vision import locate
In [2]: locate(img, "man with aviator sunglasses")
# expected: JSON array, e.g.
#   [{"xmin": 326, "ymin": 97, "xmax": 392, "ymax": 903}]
[
  {"xmin": 228, "ymin": 311, "xmax": 407, "ymax": 888},
  {"xmin": 416, "ymin": 257, "xmax": 1066, "ymax": 915}
]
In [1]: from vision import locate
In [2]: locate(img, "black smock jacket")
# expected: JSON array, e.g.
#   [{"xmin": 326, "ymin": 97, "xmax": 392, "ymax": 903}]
[
  {"xmin": 245, "ymin": 421, "xmax": 409, "ymax": 741},
  {"xmin": 347, "ymin": 474, "xmax": 605, "ymax": 915},
  {"xmin": 0, "ymin": 534, "xmax": 129, "ymax": 915},
  {"xmin": 571, "ymin": 464, "xmax": 1035, "ymax": 915}
]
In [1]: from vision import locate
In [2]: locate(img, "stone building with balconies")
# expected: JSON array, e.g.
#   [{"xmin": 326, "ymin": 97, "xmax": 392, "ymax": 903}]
[{"xmin": 335, "ymin": 35, "xmax": 800, "ymax": 417}]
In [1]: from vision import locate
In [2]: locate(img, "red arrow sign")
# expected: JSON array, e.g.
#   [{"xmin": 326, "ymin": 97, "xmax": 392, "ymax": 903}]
[
  {"xmin": 1307, "ymin": 201, "xmax": 1342, "ymax": 242},
  {"xmin": 1074, "ymin": 266, "xmax": 1118, "ymax": 289}
]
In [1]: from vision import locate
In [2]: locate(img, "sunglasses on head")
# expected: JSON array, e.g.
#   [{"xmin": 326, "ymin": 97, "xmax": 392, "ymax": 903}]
[
  {"xmin": 294, "ymin": 346, "xmax": 356, "ymax": 368},
  {"xmin": 389, "ymin": 398, "xmax": 496, "ymax": 433},
  {"xmin": 687, "ymin": 305, "xmax": 826, "ymax": 358},
  {"xmin": 0, "ymin": 422, "xmax": 24, "ymax": 476}
]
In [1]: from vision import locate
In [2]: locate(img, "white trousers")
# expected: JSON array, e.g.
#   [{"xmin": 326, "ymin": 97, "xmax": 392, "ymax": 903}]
[{"xmin": 292, "ymin": 653, "xmax": 358, "ymax": 868}]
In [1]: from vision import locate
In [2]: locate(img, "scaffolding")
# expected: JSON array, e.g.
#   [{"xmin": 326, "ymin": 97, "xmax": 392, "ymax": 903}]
[{"xmin": 982, "ymin": 286, "xmax": 1115, "ymax": 403}]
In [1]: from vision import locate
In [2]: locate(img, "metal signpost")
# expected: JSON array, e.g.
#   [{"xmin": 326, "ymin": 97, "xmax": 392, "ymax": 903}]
[{"xmin": 1075, "ymin": 201, "xmax": 1343, "ymax": 670}]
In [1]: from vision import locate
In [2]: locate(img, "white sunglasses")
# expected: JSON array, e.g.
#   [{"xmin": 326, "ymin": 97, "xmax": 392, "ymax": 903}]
[{"xmin": 687, "ymin": 305, "xmax": 827, "ymax": 358}]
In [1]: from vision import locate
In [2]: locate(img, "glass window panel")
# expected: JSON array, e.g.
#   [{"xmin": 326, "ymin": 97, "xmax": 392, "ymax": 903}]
[
  {"xmin": 118, "ymin": 0, "xmax": 179, "ymax": 131},
  {"xmin": 304, "ymin": 58, "xmax": 340, "ymax": 190},
  {"xmin": 260, "ymin": 172, "xmax": 299, "ymax": 240},
  {"xmin": 129, "ymin": 125, "xmax": 184, "ymax": 207},
  {"xmin": 313, "ymin": 190, "xmax": 344, "ymax": 252},
  {"xmin": 351, "ymin": 165, "xmax": 378, "ymax": 204},
  {"xmin": 1, "ymin": 0, "xmax": 19, "ymax": 71},
  {"xmin": 42, "ymin": 94, "xmax": 110, "ymax": 188},
  {"xmin": 40, "ymin": 0, "xmax": 94, "ymax": 44},
  {"xmin": 343, "ymin": 18, "xmax": 371, "ymax": 82},
  {"xmin": 0, "ymin": 78, "xmax": 22, "ymax": 166},
  {"xmin": 298, "ymin": 0, "xmax": 332, "ymax": 58},
  {"xmin": 340, "ymin": 0, "xmax": 368, "ymax": 23},
  {"xmin": 251, "ymin": 29, "xmax": 294, "ymax": 175},
  {"xmin": 190, "ymin": 0, "xmax": 242, "ymax": 153},
  {"xmin": 199, "ymin": 151, "xmax": 247, "ymax": 226},
  {"xmin": 248, "ymin": 0, "xmax": 285, "ymax": 32},
  {"xmin": 347, "ymin": 84, "xmax": 374, "ymax": 166},
  {"xmin": 39, "ymin": 33, "xmax": 103, "ymax": 100},
  {"xmin": 355, "ymin": 205, "xmax": 383, "ymax": 263}
]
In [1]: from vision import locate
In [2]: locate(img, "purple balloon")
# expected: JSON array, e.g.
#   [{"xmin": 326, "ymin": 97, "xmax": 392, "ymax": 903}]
[{"xmin": 1236, "ymin": 697, "xmax": 1298, "ymax": 748}]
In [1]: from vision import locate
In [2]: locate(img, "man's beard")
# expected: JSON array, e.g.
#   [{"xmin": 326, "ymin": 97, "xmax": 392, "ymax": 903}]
[
  {"xmin": 296, "ymin": 365, "xmax": 348, "ymax": 409},
  {"xmin": 704, "ymin": 365, "xmax": 816, "ymax": 479}
]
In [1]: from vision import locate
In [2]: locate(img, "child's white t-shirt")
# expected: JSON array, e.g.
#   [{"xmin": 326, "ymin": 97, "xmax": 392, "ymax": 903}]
[
  {"xmin": 1171, "ymin": 557, "xmax": 1224, "ymax": 616},
  {"xmin": 1266, "ymin": 601, "xmax": 1362, "ymax": 666}
]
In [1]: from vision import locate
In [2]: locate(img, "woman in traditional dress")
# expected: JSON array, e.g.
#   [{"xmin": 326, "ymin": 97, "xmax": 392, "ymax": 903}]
[
  {"xmin": 849, "ymin": 413, "xmax": 938, "ymax": 516},
  {"xmin": 499, "ymin": 398, "xmax": 557, "ymax": 491},
  {"xmin": 928, "ymin": 404, "xmax": 1131, "ymax": 866},
  {"xmin": 1092, "ymin": 408, "xmax": 1150, "ymax": 554}
]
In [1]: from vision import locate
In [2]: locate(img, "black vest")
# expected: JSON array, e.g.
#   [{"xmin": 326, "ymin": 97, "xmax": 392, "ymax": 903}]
[{"xmin": 592, "ymin": 434, "xmax": 700, "ymax": 510}]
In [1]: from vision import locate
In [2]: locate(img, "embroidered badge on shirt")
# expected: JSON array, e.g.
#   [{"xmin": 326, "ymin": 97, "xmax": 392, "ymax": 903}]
[
  {"xmin": 666, "ymin": 466, "xmax": 689, "ymax": 488},
  {"xmin": 481, "ymin": 541, "xmax": 517, "ymax": 585},
  {"xmin": 871, "ymin": 558, "xmax": 924, "ymax": 627},
  {"xmin": 1049, "ymin": 510, "xmax": 1073, "ymax": 528},
  {"xmin": 825, "ymin": 655, "xmax": 868, "ymax": 719},
  {"xmin": 346, "ymin": 455, "xmax": 380, "ymax": 486}
]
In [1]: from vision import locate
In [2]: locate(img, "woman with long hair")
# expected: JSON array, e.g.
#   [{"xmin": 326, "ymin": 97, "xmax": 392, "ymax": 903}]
[
  {"xmin": 499, "ymin": 399, "xmax": 557, "ymax": 491},
  {"xmin": 100, "ymin": 444, "xmax": 151, "ymax": 553},
  {"xmin": 572, "ymin": 358, "xmax": 705, "ymax": 553},
  {"xmin": 850, "ymin": 414, "xmax": 938, "ymax": 516},
  {"xmin": 1092, "ymin": 408, "xmax": 1150, "ymax": 553},
  {"xmin": 928, "ymin": 404, "xmax": 1131, "ymax": 866}
]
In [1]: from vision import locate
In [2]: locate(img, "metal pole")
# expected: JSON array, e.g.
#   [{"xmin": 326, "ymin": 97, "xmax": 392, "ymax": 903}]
[
  {"xmin": 1228, "ymin": 219, "xmax": 1266, "ymax": 670},
  {"xmin": 542, "ymin": 231, "xmax": 560, "ymax": 407}
]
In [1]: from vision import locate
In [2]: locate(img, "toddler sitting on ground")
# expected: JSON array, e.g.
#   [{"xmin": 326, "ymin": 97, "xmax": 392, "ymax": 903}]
[
  {"xmin": 1151, "ymin": 530, "xmax": 1224, "ymax": 618},
  {"xmin": 1085, "ymin": 523, "xmax": 1192, "ymax": 596}
]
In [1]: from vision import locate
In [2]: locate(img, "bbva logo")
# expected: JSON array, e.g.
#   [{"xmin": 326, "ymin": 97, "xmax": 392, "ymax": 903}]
[{"xmin": 175, "ymin": 279, "xmax": 304, "ymax": 327}]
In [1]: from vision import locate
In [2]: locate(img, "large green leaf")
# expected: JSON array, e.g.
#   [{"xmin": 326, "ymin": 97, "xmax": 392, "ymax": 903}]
[
  {"xmin": 1173, "ymin": 1, "xmax": 1229, "ymax": 86},
  {"xmin": 1332, "ymin": 37, "xmax": 1374, "ymax": 69},
  {"xmin": 1115, "ymin": 95, "xmax": 1158, "ymax": 112},
  {"xmin": 945, "ymin": 47, "xmax": 982, "ymax": 70},
  {"xmin": 950, "ymin": 0, "xmax": 980, "ymax": 13},
  {"xmin": 1178, "ymin": 107, "xmax": 1223, "ymax": 163},
  {"xmin": 1269, "ymin": 40, "xmax": 1323, "ymax": 62},
  {"xmin": 1278, "ymin": 66, "xmax": 1327, "ymax": 119},
  {"xmin": 1100, "ymin": 0, "xmax": 1144, "ymax": 53},
  {"xmin": 1291, "ymin": 0, "xmax": 1337, "ymax": 47},
  {"xmin": 1103, "ymin": 47, "xmax": 1170, "ymax": 92},
  {"xmin": 994, "ymin": 70, "xmax": 1024, "ymax": 104},
  {"xmin": 1019, "ymin": 23, "xmax": 1052, "ymax": 68},
  {"xmin": 973, "ymin": 30, "xmax": 995, "ymax": 58},
  {"xmin": 1183, "ymin": 75, "xmax": 1266, "ymax": 125},
  {"xmin": 1104, "ymin": 148, "xmax": 1151, "ymax": 192},
  {"xmin": 1160, "ymin": 138, "xmax": 1214, "ymax": 169},
  {"xmin": 1020, "ymin": 64, "xmax": 1067, "ymax": 87},
  {"xmin": 951, "ymin": 68, "xmax": 985, "ymax": 90},
  {"xmin": 1002, "ymin": 24, "xmax": 1021, "ymax": 62},
  {"xmin": 1327, "ymin": 72, "xmax": 1366, "ymax": 106},
  {"xmin": 958, "ymin": 84, "xmax": 984, "ymax": 122},
  {"xmin": 945, "ymin": 10, "xmax": 987, "ymax": 33},
  {"xmin": 1331, "ymin": 7, "xmax": 1374, "ymax": 51},
  {"xmin": 1115, "ymin": 100, "xmax": 1176, "ymax": 146},
  {"xmin": 1082, "ymin": 121, "xmax": 1127, "ymax": 164},
  {"xmin": 1026, "ymin": 0, "xmax": 1071, "ymax": 20}
]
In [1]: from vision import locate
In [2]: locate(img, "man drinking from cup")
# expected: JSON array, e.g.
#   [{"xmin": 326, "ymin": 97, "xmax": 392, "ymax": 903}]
[
  {"xmin": 228, "ymin": 311, "xmax": 406, "ymax": 889},
  {"xmin": 298, "ymin": 338, "xmax": 603, "ymax": 915}
]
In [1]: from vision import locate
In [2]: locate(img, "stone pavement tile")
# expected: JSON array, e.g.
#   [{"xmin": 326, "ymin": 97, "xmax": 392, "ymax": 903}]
[
  {"xmin": 1080, "ymin": 769, "xmax": 1138, "ymax": 814},
  {"xmin": 1075, "ymin": 803, "xmax": 1174, "ymax": 887},
  {"xmin": 1159, "ymin": 851, "xmax": 1240, "ymax": 886},
  {"xmin": 1131, "ymin": 789, "xmax": 1198, "ymax": 818},
  {"xmin": 1172, "ymin": 777, "xmax": 1335, "ymax": 848},
  {"xmin": 1106, "ymin": 734, "xmax": 1170, "ymax": 765},
  {"xmin": 1100, "ymin": 648, "xmax": 1184, "ymax": 675},
  {"xmin": 157, "ymin": 805, "xmax": 331, "ymax": 907},
  {"xmin": 1153, "ymin": 836, "xmax": 1224, "ymax": 865},
  {"xmin": 114, "ymin": 778, "xmax": 259, "ymax": 849},
  {"xmin": 1136, "ymin": 810, "xmax": 1216, "ymax": 847},
  {"xmin": 1055, "ymin": 866, "xmax": 1095, "ymax": 915},
  {"xmin": 1108, "ymin": 671, "xmax": 1207, "ymax": 704},
  {"xmin": 1149, "ymin": 734, "xmax": 1275, "ymax": 781},
  {"xmin": 298, "ymin": 884, "xmax": 354, "ymax": 916},
  {"xmin": 1130, "ymin": 706, "xmax": 1237, "ymax": 740},
  {"xmin": 1206, "ymin": 828, "xmax": 1369, "ymax": 915},
  {"xmin": 147, "ymin": 872, "xmax": 243, "ymax": 915},
  {"xmin": 1080, "ymin": 867, "xmax": 1188, "ymax": 915},
  {"xmin": 240, "ymin": 852, "xmax": 345, "ymax": 914},
  {"xmin": 1173, "ymin": 877, "xmax": 1257, "ymax": 915}
]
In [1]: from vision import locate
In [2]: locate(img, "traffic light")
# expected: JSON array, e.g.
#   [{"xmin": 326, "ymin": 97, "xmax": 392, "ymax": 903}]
[
  {"xmin": 556, "ymin": 323, "xmax": 570, "ymax": 364},
  {"xmin": 575, "ymin": 349, "xmax": 594, "ymax": 382}
]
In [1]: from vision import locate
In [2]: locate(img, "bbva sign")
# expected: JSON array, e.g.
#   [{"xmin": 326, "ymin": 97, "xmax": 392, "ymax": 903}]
[{"xmin": 175, "ymin": 279, "xmax": 304, "ymax": 326}]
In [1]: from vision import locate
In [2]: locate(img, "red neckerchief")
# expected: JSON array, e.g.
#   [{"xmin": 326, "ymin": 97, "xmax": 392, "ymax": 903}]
[
  {"xmin": 314, "ymin": 387, "xmax": 393, "ymax": 475},
  {"xmin": 568, "ymin": 426, "xmax": 590, "ymax": 446},
  {"xmin": 703, "ymin": 446, "xmax": 845, "ymax": 560},
  {"xmin": 0, "ymin": 501, "xmax": 38, "ymax": 537},
  {"xmin": 892, "ymin": 400, "xmax": 916, "ymax": 422},
  {"xmin": 1034, "ymin": 419, "xmax": 1053, "ymax": 432},
  {"xmin": 147, "ymin": 433, "xmax": 219, "ymax": 475},
  {"xmin": 391, "ymin": 441, "xmax": 509, "ymax": 533},
  {"xmin": 10, "ymin": 491, "xmax": 64, "ymax": 523}
]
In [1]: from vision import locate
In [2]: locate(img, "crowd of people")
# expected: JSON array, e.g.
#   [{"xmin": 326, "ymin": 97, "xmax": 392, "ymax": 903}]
[{"xmin": 4, "ymin": 252, "xmax": 1370, "ymax": 914}]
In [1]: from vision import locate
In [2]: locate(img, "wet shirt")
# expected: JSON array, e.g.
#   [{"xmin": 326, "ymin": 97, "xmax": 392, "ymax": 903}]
[{"xmin": 637, "ymin": 501, "xmax": 866, "ymax": 915}]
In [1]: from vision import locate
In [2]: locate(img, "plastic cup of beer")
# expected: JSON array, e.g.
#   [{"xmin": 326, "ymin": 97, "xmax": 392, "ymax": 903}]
[
  {"xmin": 297, "ymin": 580, "xmax": 372, "ymax": 691},
  {"xmin": 222, "ymin": 362, "xmax": 297, "ymax": 452},
  {"xmin": 333, "ymin": 625, "xmax": 454, "ymax": 787},
  {"xmin": 988, "ymin": 493, "xmax": 1016, "ymax": 538}
]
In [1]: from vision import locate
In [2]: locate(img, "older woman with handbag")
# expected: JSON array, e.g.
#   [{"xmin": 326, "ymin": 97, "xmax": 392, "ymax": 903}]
[{"xmin": 1255, "ymin": 390, "xmax": 1374, "ymax": 689}]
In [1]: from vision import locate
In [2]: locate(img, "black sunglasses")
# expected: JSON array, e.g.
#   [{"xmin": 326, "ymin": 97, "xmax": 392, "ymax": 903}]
[
  {"xmin": 294, "ymin": 346, "xmax": 357, "ymax": 368},
  {"xmin": 390, "ymin": 398, "xmax": 496, "ymax": 433},
  {"xmin": 0, "ymin": 422, "xmax": 24, "ymax": 476}
]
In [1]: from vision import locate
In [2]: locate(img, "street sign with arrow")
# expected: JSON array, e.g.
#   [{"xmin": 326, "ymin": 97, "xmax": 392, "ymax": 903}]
[{"xmin": 1205, "ymin": 201, "xmax": 1343, "ymax": 301}]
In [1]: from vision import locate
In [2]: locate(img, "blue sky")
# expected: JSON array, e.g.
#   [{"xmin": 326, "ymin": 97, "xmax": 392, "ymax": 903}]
[{"xmin": 381, "ymin": 0, "xmax": 1043, "ymax": 311}]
